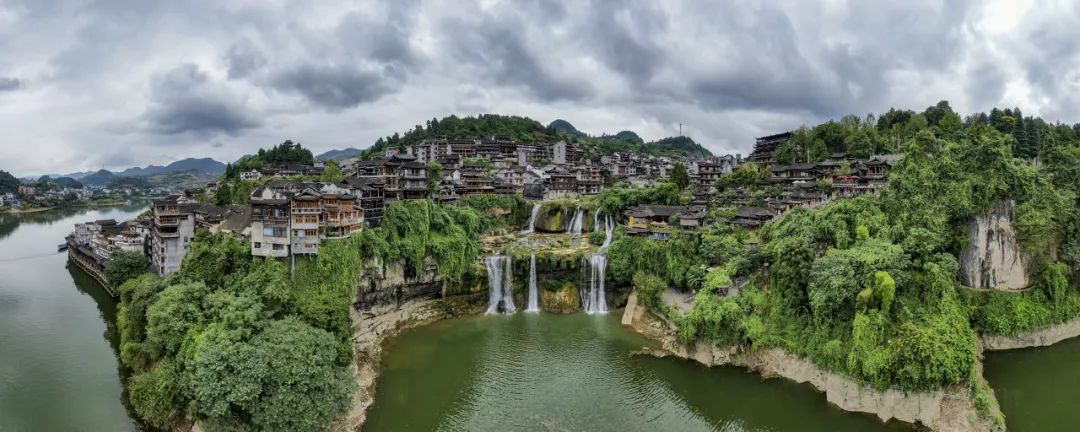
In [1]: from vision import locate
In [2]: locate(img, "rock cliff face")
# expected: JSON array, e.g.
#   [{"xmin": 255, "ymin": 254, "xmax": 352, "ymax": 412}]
[
  {"xmin": 959, "ymin": 200, "xmax": 1030, "ymax": 290},
  {"xmin": 355, "ymin": 257, "xmax": 482, "ymax": 309},
  {"xmin": 626, "ymin": 310, "xmax": 1000, "ymax": 432}
]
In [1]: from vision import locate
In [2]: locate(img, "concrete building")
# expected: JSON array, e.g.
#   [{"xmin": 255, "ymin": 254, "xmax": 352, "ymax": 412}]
[{"xmin": 150, "ymin": 195, "xmax": 196, "ymax": 276}]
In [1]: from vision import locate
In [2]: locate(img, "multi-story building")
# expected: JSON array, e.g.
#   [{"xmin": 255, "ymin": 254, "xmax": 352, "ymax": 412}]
[
  {"xmin": 150, "ymin": 195, "xmax": 196, "ymax": 276},
  {"xmin": 250, "ymin": 187, "xmax": 291, "ymax": 258},
  {"xmin": 289, "ymin": 188, "xmax": 322, "ymax": 255},
  {"xmin": 748, "ymin": 132, "xmax": 792, "ymax": 166},
  {"xmin": 320, "ymin": 183, "xmax": 363, "ymax": 239},
  {"xmin": 345, "ymin": 176, "xmax": 386, "ymax": 226}
]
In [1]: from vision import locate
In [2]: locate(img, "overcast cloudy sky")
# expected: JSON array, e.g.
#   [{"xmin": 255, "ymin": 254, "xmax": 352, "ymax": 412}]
[{"xmin": 1, "ymin": 0, "xmax": 1078, "ymax": 176}]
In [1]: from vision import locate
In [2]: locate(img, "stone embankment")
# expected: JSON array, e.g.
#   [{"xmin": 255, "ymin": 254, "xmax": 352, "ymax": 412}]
[
  {"xmin": 980, "ymin": 317, "xmax": 1080, "ymax": 351},
  {"xmin": 340, "ymin": 294, "xmax": 484, "ymax": 432},
  {"xmin": 624, "ymin": 307, "xmax": 998, "ymax": 432}
]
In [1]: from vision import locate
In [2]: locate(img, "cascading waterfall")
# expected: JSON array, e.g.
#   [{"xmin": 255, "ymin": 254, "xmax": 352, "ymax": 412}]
[
  {"xmin": 581, "ymin": 254, "xmax": 609, "ymax": 314},
  {"xmin": 522, "ymin": 203, "xmax": 541, "ymax": 234},
  {"xmin": 568, "ymin": 207, "xmax": 584, "ymax": 235},
  {"xmin": 526, "ymin": 252, "xmax": 540, "ymax": 312},
  {"xmin": 599, "ymin": 215, "xmax": 614, "ymax": 251},
  {"xmin": 593, "ymin": 209, "xmax": 601, "ymax": 233},
  {"xmin": 485, "ymin": 255, "xmax": 516, "ymax": 314}
]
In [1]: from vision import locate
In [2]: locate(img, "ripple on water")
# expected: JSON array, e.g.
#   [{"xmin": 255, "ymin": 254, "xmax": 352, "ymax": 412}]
[{"xmin": 367, "ymin": 312, "xmax": 909, "ymax": 432}]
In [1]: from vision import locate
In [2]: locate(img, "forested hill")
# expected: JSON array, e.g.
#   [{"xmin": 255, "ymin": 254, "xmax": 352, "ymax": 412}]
[{"xmin": 357, "ymin": 114, "xmax": 712, "ymax": 158}]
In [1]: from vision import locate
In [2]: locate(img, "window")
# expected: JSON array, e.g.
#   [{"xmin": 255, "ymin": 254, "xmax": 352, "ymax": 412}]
[
  {"xmin": 272, "ymin": 244, "xmax": 284, "ymax": 251},
  {"xmin": 254, "ymin": 242, "xmax": 262, "ymax": 249}
]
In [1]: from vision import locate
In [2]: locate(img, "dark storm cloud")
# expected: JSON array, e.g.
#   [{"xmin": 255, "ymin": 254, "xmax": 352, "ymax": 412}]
[
  {"xmin": 142, "ymin": 63, "xmax": 260, "ymax": 136},
  {"xmin": 444, "ymin": 14, "xmax": 593, "ymax": 102},
  {"xmin": 0, "ymin": 77, "xmax": 21, "ymax": 91},
  {"xmin": 224, "ymin": 39, "xmax": 268, "ymax": 79},
  {"xmin": 269, "ymin": 64, "xmax": 397, "ymax": 110}
]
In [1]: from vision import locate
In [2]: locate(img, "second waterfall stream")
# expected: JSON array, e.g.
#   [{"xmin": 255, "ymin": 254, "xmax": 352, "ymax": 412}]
[{"xmin": 526, "ymin": 252, "xmax": 540, "ymax": 312}]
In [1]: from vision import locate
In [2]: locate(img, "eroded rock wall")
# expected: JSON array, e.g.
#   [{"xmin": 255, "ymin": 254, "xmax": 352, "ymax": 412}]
[
  {"xmin": 959, "ymin": 199, "xmax": 1030, "ymax": 290},
  {"xmin": 981, "ymin": 317, "xmax": 1080, "ymax": 351},
  {"xmin": 626, "ymin": 311, "xmax": 1000, "ymax": 432}
]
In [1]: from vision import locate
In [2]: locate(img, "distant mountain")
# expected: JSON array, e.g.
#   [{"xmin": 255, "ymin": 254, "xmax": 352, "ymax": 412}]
[
  {"xmin": 547, "ymin": 119, "xmax": 584, "ymax": 136},
  {"xmin": 117, "ymin": 158, "xmax": 225, "ymax": 177},
  {"xmin": 79, "ymin": 170, "xmax": 119, "ymax": 186},
  {"xmin": 316, "ymin": 148, "xmax": 362, "ymax": 162}
]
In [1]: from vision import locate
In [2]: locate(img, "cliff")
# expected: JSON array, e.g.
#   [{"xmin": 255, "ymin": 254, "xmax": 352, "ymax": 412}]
[
  {"xmin": 959, "ymin": 200, "xmax": 1030, "ymax": 290},
  {"xmin": 626, "ymin": 309, "xmax": 1000, "ymax": 432},
  {"xmin": 981, "ymin": 317, "xmax": 1080, "ymax": 351}
]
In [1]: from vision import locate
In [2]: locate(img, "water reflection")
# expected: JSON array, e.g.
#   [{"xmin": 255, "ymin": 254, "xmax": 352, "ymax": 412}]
[{"xmin": 0, "ymin": 205, "xmax": 144, "ymax": 431}]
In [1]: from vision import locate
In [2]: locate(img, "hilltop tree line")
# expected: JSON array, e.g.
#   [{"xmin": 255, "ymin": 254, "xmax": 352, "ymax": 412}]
[
  {"xmin": 226, "ymin": 140, "xmax": 315, "ymax": 178},
  {"xmin": 773, "ymin": 101, "xmax": 1080, "ymax": 165},
  {"xmin": 360, "ymin": 114, "xmax": 712, "ymax": 159}
]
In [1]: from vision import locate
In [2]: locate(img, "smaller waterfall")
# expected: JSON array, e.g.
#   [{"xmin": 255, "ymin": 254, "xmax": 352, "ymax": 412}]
[
  {"xmin": 581, "ymin": 254, "xmax": 609, "ymax": 314},
  {"xmin": 568, "ymin": 207, "xmax": 584, "ymax": 235},
  {"xmin": 522, "ymin": 203, "xmax": 541, "ymax": 234},
  {"xmin": 593, "ymin": 209, "xmax": 601, "ymax": 233},
  {"xmin": 485, "ymin": 256, "xmax": 516, "ymax": 314},
  {"xmin": 599, "ymin": 215, "xmax": 614, "ymax": 251},
  {"xmin": 526, "ymin": 252, "xmax": 540, "ymax": 312}
]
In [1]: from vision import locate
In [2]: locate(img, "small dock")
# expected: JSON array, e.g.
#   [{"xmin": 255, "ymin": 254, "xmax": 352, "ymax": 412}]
[{"xmin": 66, "ymin": 237, "xmax": 117, "ymax": 297}]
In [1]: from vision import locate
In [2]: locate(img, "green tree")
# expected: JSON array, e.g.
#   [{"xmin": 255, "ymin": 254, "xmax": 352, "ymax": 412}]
[
  {"xmin": 320, "ymin": 160, "xmax": 343, "ymax": 183},
  {"xmin": 106, "ymin": 250, "xmax": 150, "ymax": 289},
  {"xmin": 427, "ymin": 161, "xmax": 443, "ymax": 194},
  {"xmin": 669, "ymin": 163, "xmax": 691, "ymax": 190},
  {"xmin": 246, "ymin": 318, "xmax": 357, "ymax": 431}
]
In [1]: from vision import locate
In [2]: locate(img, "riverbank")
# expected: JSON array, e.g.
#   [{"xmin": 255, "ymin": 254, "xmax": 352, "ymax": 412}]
[
  {"xmin": 2, "ymin": 206, "xmax": 54, "ymax": 214},
  {"xmin": 339, "ymin": 293, "xmax": 485, "ymax": 432},
  {"xmin": 623, "ymin": 304, "xmax": 999, "ymax": 432},
  {"xmin": 980, "ymin": 317, "xmax": 1080, "ymax": 351}
]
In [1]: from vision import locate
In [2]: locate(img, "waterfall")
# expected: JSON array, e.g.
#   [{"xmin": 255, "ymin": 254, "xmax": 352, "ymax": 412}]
[
  {"xmin": 522, "ymin": 203, "xmax": 541, "ymax": 234},
  {"xmin": 526, "ymin": 252, "xmax": 540, "ymax": 312},
  {"xmin": 485, "ymin": 256, "xmax": 516, "ymax": 314},
  {"xmin": 568, "ymin": 207, "xmax": 584, "ymax": 235},
  {"xmin": 599, "ymin": 215, "xmax": 614, "ymax": 251},
  {"xmin": 581, "ymin": 254, "xmax": 609, "ymax": 314},
  {"xmin": 593, "ymin": 209, "xmax": 601, "ymax": 233}
]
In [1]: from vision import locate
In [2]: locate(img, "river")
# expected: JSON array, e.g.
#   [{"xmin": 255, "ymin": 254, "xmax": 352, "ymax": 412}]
[
  {"xmin": 984, "ymin": 336, "xmax": 1080, "ymax": 431},
  {"xmin": 0, "ymin": 205, "xmax": 145, "ymax": 431},
  {"xmin": 363, "ymin": 312, "xmax": 914, "ymax": 432}
]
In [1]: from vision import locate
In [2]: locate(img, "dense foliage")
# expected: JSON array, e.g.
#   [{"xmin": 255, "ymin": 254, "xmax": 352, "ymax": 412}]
[
  {"xmin": 0, "ymin": 170, "xmax": 19, "ymax": 194},
  {"xmin": 117, "ymin": 232, "xmax": 358, "ymax": 431},
  {"xmin": 105, "ymin": 250, "xmax": 150, "ymax": 289},
  {"xmin": 228, "ymin": 140, "xmax": 315, "ymax": 176},
  {"xmin": 633, "ymin": 102, "xmax": 1080, "ymax": 405},
  {"xmin": 357, "ymin": 200, "xmax": 487, "ymax": 281}
]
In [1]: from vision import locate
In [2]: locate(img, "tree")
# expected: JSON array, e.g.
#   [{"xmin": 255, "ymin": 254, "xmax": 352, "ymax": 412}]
[
  {"xmin": 245, "ymin": 318, "xmax": 356, "ymax": 431},
  {"xmin": 669, "ymin": 163, "xmax": 691, "ymax": 190},
  {"xmin": 0, "ymin": 170, "xmax": 19, "ymax": 194},
  {"xmin": 319, "ymin": 160, "xmax": 343, "ymax": 183},
  {"xmin": 106, "ymin": 250, "xmax": 150, "ymax": 289},
  {"xmin": 426, "ymin": 161, "xmax": 443, "ymax": 194}
]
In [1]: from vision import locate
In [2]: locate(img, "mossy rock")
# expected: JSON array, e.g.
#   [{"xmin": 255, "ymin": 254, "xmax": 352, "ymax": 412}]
[{"xmin": 542, "ymin": 282, "xmax": 581, "ymax": 313}]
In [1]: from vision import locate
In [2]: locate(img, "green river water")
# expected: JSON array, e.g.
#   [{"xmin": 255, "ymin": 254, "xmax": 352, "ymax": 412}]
[{"xmin": 0, "ymin": 206, "xmax": 1074, "ymax": 432}]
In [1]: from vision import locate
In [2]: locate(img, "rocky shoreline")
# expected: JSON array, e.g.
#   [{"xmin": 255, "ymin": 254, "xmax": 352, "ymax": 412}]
[
  {"xmin": 980, "ymin": 317, "xmax": 1080, "ymax": 351},
  {"xmin": 623, "ymin": 303, "xmax": 999, "ymax": 432},
  {"xmin": 338, "ymin": 293, "xmax": 485, "ymax": 432}
]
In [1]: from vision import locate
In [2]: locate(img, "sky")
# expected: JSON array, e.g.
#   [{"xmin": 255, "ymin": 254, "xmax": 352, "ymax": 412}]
[{"xmin": 1, "ymin": 0, "xmax": 1078, "ymax": 176}]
